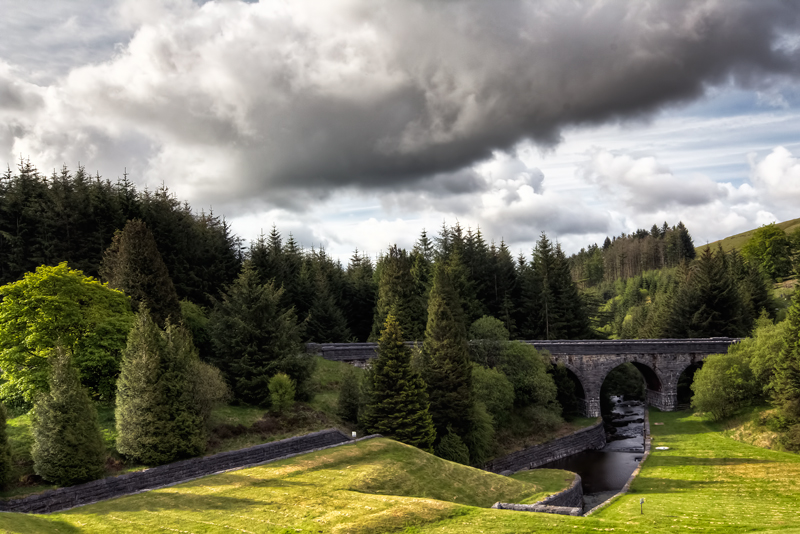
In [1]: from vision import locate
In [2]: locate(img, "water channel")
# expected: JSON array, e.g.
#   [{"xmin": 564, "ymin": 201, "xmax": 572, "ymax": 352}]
[{"xmin": 540, "ymin": 397, "xmax": 646, "ymax": 510}]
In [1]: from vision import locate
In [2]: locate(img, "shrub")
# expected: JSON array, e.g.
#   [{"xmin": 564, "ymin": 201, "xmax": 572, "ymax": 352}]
[
  {"xmin": 269, "ymin": 373, "xmax": 296, "ymax": 414},
  {"xmin": 31, "ymin": 347, "xmax": 106, "ymax": 486},
  {"xmin": 435, "ymin": 429, "xmax": 470, "ymax": 465},
  {"xmin": 471, "ymin": 364, "xmax": 514, "ymax": 427},
  {"xmin": 691, "ymin": 352, "xmax": 757, "ymax": 420},
  {"xmin": 462, "ymin": 401, "xmax": 495, "ymax": 465}
]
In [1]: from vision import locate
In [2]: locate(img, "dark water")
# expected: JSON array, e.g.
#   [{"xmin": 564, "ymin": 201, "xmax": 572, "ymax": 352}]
[{"xmin": 540, "ymin": 397, "xmax": 645, "ymax": 508}]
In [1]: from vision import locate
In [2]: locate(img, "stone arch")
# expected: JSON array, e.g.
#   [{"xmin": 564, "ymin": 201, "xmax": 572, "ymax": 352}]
[{"xmin": 675, "ymin": 358, "xmax": 706, "ymax": 407}]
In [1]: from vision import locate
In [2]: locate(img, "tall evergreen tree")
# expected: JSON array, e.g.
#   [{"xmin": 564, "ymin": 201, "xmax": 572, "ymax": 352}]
[
  {"xmin": 668, "ymin": 247, "xmax": 747, "ymax": 338},
  {"xmin": 115, "ymin": 311, "xmax": 205, "ymax": 465},
  {"xmin": 207, "ymin": 262, "xmax": 312, "ymax": 404},
  {"xmin": 362, "ymin": 314, "xmax": 436, "ymax": 451},
  {"xmin": 305, "ymin": 270, "xmax": 351, "ymax": 342},
  {"xmin": 423, "ymin": 263, "xmax": 473, "ymax": 443},
  {"xmin": 31, "ymin": 347, "xmax": 105, "ymax": 486},
  {"xmin": 370, "ymin": 245, "xmax": 426, "ymax": 341},
  {"xmin": 344, "ymin": 251, "xmax": 377, "ymax": 342},
  {"xmin": 100, "ymin": 219, "xmax": 182, "ymax": 328}
]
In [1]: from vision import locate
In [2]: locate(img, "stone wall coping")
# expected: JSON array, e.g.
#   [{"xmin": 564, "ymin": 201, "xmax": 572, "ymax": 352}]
[{"xmin": 491, "ymin": 472, "xmax": 583, "ymax": 516}]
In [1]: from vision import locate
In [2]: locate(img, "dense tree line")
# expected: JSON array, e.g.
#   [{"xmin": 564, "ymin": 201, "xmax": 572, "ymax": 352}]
[
  {"xmin": 569, "ymin": 221, "xmax": 695, "ymax": 288},
  {"xmin": 0, "ymin": 161, "xmax": 242, "ymax": 306}
]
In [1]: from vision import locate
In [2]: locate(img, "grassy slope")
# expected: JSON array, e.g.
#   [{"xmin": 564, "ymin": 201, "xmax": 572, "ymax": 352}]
[
  {"xmin": 696, "ymin": 217, "xmax": 800, "ymax": 254},
  {"xmin": 0, "ymin": 438, "xmax": 574, "ymax": 533},
  {"xmin": 5, "ymin": 411, "xmax": 800, "ymax": 533}
]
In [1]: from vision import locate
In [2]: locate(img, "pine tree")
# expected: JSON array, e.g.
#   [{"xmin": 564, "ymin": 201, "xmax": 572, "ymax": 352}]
[
  {"xmin": 344, "ymin": 251, "xmax": 376, "ymax": 342},
  {"xmin": 31, "ymin": 347, "xmax": 105, "ymax": 486},
  {"xmin": 100, "ymin": 219, "xmax": 182, "ymax": 328},
  {"xmin": 0, "ymin": 403, "xmax": 12, "ymax": 488},
  {"xmin": 115, "ymin": 311, "xmax": 205, "ymax": 465},
  {"xmin": 668, "ymin": 247, "xmax": 747, "ymax": 338},
  {"xmin": 362, "ymin": 314, "xmax": 436, "ymax": 451},
  {"xmin": 423, "ymin": 263, "xmax": 473, "ymax": 443},
  {"xmin": 207, "ymin": 262, "xmax": 311, "ymax": 404},
  {"xmin": 370, "ymin": 246, "xmax": 426, "ymax": 341}
]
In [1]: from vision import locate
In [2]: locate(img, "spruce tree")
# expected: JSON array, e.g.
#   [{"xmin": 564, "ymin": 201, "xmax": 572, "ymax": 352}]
[
  {"xmin": 31, "ymin": 347, "xmax": 105, "ymax": 486},
  {"xmin": 344, "ymin": 251, "xmax": 377, "ymax": 342},
  {"xmin": 0, "ymin": 403, "xmax": 11, "ymax": 488},
  {"xmin": 370, "ymin": 246, "xmax": 426, "ymax": 341},
  {"xmin": 423, "ymin": 263, "xmax": 474, "ymax": 443},
  {"xmin": 668, "ymin": 247, "xmax": 747, "ymax": 338},
  {"xmin": 362, "ymin": 314, "xmax": 436, "ymax": 451},
  {"xmin": 208, "ymin": 262, "xmax": 311, "ymax": 404},
  {"xmin": 116, "ymin": 310, "xmax": 205, "ymax": 465},
  {"xmin": 337, "ymin": 368, "xmax": 361, "ymax": 424},
  {"xmin": 100, "ymin": 218, "xmax": 182, "ymax": 328}
]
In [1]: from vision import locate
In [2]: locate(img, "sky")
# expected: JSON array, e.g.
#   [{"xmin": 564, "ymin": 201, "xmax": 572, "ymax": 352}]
[{"xmin": 2, "ymin": 0, "xmax": 800, "ymax": 262}]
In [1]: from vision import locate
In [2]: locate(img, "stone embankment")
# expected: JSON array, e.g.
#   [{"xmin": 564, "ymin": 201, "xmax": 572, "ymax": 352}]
[
  {"xmin": 0, "ymin": 429, "xmax": 377, "ymax": 514},
  {"xmin": 486, "ymin": 420, "xmax": 606, "ymax": 474},
  {"xmin": 492, "ymin": 473, "xmax": 584, "ymax": 516}
]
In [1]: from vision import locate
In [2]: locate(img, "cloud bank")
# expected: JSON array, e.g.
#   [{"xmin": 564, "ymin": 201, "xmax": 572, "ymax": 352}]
[{"xmin": 3, "ymin": 0, "xmax": 800, "ymax": 214}]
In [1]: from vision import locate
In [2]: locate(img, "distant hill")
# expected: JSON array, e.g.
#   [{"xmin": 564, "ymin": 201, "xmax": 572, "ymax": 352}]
[{"xmin": 697, "ymin": 217, "xmax": 800, "ymax": 254}]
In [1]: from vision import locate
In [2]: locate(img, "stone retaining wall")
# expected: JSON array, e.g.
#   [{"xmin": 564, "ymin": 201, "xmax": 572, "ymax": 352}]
[
  {"xmin": 0, "ymin": 429, "xmax": 364, "ymax": 514},
  {"xmin": 491, "ymin": 473, "xmax": 583, "ymax": 516},
  {"xmin": 486, "ymin": 420, "xmax": 606, "ymax": 474}
]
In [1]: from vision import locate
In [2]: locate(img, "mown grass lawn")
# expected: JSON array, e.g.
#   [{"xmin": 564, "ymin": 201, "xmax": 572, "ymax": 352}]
[{"xmin": 4, "ymin": 410, "xmax": 800, "ymax": 533}]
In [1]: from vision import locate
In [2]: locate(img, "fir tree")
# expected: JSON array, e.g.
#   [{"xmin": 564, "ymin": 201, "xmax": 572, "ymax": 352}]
[
  {"xmin": 668, "ymin": 247, "xmax": 747, "ymax": 338},
  {"xmin": 370, "ymin": 246, "xmax": 426, "ymax": 341},
  {"xmin": 423, "ymin": 263, "xmax": 473, "ymax": 443},
  {"xmin": 31, "ymin": 347, "xmax": 105, "ymax": 486},
  {"xmin": 362, "ymin": 314, "xmax": 436, "ymax": 451},
  {"xmin": 115, "ymin": 311, "xmax": 205, "ymax": 465},
  {"xmin": 100, "ymin": 219, "xmax": 182, "ymax": 328},
  {"xmin": 207, "ymin": 262, "xmax": 311, "ymax": 404},
  {"xmin": 344, "ymin": 251, "xmax": 376, "ymax": 342},
  {"xmin": 305, "ymin": 270, "xmax": 351, "ymax": 342},
  {"xmin": 0, "ymin": 403, "xmax": 12, "ymax": 488}
]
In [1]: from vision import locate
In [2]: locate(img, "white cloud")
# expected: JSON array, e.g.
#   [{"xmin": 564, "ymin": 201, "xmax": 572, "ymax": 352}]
[{"xmin": 750, "ymin": 146, "xmax": 800, "ymax": 206}]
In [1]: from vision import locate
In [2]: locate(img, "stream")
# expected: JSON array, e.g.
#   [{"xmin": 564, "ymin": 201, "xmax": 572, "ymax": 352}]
[{"xmin": 540, "ymin": 396, "xmax": 646, "ymax": 510}]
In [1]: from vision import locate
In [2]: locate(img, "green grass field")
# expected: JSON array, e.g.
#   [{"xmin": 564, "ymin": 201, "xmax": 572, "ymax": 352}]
[{"xmin": 3, "ymin": 409, "xmax": 800, "ymax": 533}]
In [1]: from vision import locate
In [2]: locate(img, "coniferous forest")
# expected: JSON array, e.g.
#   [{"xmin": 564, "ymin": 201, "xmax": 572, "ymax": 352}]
[{"xmin": 1, "ymin": 159, "xmax": 799, "ymax": 489}]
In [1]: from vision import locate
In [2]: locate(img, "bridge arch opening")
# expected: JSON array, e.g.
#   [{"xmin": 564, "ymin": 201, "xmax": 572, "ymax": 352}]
[
  {"xmin": 600, "ymin": 362, "xmax": 660, "ymax": 416},
  {"xmin": 677, "ymin": 361, "xmax": 704, "ymax": 408},
  {"xmin": 550, "ymin": 364, "xmax": 586, "ymax": 419}
]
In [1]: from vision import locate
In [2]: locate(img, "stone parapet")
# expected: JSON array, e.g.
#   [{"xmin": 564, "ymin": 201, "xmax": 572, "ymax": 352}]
[{"xmin": 486, "ymin": 420, "xmax": 605, "ymax": 474}]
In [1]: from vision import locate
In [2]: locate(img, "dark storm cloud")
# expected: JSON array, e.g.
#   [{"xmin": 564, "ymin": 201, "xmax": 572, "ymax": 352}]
[{"xmin": 3, "ymin": 0, "xmax": 800, "ymax": 209}]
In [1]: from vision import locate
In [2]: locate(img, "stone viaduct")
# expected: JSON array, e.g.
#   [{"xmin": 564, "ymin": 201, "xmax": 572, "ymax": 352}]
[{"xmin": 306, "ymin": 338, "xmax": 739, "ymax": 417}]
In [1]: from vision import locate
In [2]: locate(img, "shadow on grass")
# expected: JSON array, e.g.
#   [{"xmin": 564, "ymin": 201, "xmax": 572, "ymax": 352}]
[
  {"xmin": 633, "ymin": 477, "xmax": 724, "ymax": 494},
  {"xmin": 648, "ymin": 456, "xmax": 774, "ymax": 467}
]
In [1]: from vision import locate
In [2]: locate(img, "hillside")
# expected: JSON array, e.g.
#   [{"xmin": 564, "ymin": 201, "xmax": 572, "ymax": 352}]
[
  {"xmin": 696, "ymin": 217, "xmax": 800, "ymax": 254},
  {"xmin": 3, "ymin": 414, "xmax": 800, "ymax": 533}
]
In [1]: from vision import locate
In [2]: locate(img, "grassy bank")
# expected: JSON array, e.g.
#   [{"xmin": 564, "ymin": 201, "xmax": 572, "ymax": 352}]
[{"xmin": 4, "ymin": 410, "xmax": 800, "ymax": 533}]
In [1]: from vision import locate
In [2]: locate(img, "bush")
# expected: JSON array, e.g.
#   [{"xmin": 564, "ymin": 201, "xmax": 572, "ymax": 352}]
[
  {"xmin": 435, "ymin": 429, "xmax": 470, "ymax": 465},
  {"xmin": 499, "ymin": 342, "xmax": 557, "ymax": 409},
  {"xmin": 462, "ymin": 401, "xmax": 495, "ymax": 465},
  {"xmin": 31, "ymin": 347, "xmax": 106, "ymax": 486},
  {"xmin": 471, "ymin": 364, "xmax": 514, "ymax": 427},
  {"xmin": 691, "ymin": 352, "xmax": 757, "ymax": 421},
  {"xmin": 190, "ymin": 359, "xmax": 230, "ymax": 427},
  {"xmin": 269, "ymin": 373, "xmax": 296, "ymax": 414},
  {"xmin": 469, "ymin": 316, "xmax": 510, "ymax": 367},
  {"xmin": 337, "ymin": 369, "xmax": 361, "ymax": 424}
]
